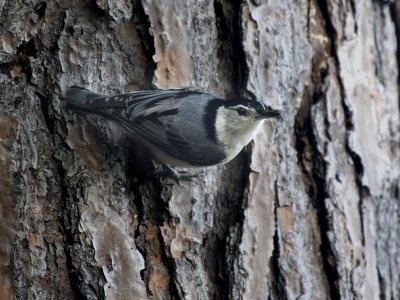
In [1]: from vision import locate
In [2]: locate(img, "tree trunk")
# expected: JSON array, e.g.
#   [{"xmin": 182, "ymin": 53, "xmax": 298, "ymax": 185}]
[{"xmin": 0, "ymin": 0, "xmax": 399, "ymax": 299}]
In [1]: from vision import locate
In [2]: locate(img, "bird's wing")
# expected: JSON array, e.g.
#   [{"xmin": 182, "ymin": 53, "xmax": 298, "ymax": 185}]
[
  {"xmin": 82, "ymin": 89, "xmax": 196, "ymax": 109},
  {"xmin": 95, "ymin": 90, "xmax": 205, "ymax": 163}
]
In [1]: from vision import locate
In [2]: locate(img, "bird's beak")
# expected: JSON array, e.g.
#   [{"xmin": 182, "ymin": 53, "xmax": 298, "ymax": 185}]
[{"xmin": 259, "ymin": 108, "xmax": 281, "ymax": 119}]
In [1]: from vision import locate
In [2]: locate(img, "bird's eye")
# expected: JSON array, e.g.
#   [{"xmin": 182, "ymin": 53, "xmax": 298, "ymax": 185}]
[{"xmin": 236, "ymin": 108, "xmax": 248, "ymax": 116}]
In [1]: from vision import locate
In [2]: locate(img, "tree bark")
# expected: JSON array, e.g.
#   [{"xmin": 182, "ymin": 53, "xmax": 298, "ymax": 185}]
[{"xmin": 0, "ymin": 0, "xmax": 399, "ymax": 299}]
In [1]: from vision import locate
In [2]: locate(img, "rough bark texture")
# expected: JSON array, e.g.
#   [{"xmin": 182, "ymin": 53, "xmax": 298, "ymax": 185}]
[{"xmin": 0, "ymin": 0, "xmax": 399, "ymax": 299}]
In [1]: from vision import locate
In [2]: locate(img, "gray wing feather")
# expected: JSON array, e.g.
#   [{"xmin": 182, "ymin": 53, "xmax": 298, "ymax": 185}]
[{"xmin": 91, "ymin": 90, "xmax": 195, "ymax": 151}]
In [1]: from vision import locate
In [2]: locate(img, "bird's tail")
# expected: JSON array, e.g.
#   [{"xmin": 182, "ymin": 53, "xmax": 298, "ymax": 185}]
[{"xmin": 64, "ymin": 86, "xmax": 106, "ymax": 115}]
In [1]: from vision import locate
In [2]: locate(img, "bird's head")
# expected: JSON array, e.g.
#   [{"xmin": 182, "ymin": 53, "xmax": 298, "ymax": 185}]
[
  {"xmin": 215, "ymin": 98, "xmax": 281, "ymax": 157},
  {"xmin": 223, "ymin": 99, "xmax": 281, "ymax": 122}
]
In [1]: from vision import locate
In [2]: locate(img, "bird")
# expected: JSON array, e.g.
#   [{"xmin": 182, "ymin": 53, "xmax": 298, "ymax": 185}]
[{"xmin": 65, "ymin": 87, "xmax": 281, "ymax": 168}]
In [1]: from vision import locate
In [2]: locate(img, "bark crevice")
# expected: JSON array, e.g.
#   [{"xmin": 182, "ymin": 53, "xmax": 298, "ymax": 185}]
[
  {"xmin": 316, "ymin": 0, "xmax": 367, "ymax": 252},
  {"xmin": 294, "ymin": 88, "xmax": 340, "ymax": 300},
  {"xmin": 269, "ymin": 179, "xmax": 286, "ymax": 299},
  {"xmin": 37, "ymin": 92, "xmax": 56, "ymax": 136},
  {"xmin": 128, "ymin": 157, "xmax": 183, "ymax": 299},
  {"xmin": 15, "ymin": 39, "xmax": 37, "ymax": 84},
  {"xmin": 132, "ymin": 0, "xmax": 156, "ymax": 88},
  {"xmin": 213, "ymin": 0, "xmax": 248, "ymax": 97},
  {"xmin": 349, "ymin": 0, "xmax": 358, "ymax": 34},
  {"xmin": 390, "ymin": 2, "xmax": 400, "ymax": 87},
  {"xmin": 53, "ymin": 151, "xmax": 84, "ymax": 299},
  {"xmin": 223, "ymin": 155, "xmax": 252, "ymax": 299},
  {"xmin": 33, "ymin": 2, "xmax": 47, "ymax": 19},
  {"xmin": 157, "ymin": 226, "xmax": 182, "ymax": 299}
]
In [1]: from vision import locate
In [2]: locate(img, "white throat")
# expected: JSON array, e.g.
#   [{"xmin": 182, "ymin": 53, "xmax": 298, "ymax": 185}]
[{"xmin": 215, "ymin": 110, "xmax": 263, "ymax": 161}]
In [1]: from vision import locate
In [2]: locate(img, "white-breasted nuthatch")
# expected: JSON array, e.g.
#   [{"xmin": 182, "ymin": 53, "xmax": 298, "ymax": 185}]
[{"xmin": 65, "ymin": 87, "xmax": 280, "ymax": 167}]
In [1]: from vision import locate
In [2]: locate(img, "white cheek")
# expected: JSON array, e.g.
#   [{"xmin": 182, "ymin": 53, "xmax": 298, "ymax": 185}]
[
  {"xmin": 215, "ymin": 112, "xmax": 229, "ymax": 143},
  {"xmin": 216, "ymin": 112, "xmax": 264, "ymax": 160}
]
